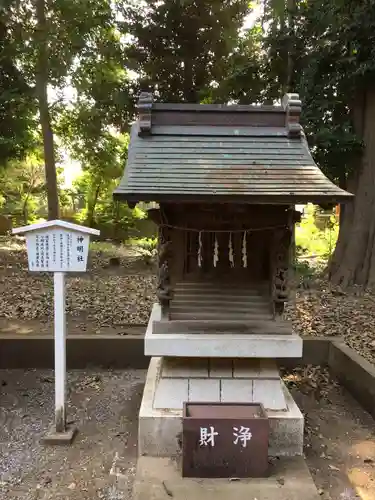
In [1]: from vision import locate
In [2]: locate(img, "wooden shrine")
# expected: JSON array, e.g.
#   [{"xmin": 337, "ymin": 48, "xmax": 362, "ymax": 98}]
[
  {"xmin": 114, "ymin": 92, "xmax": 352, "ymax": 334},
  {"xmin": 114, "ymin": 93, "xmax": 353, "ymax": 470}
]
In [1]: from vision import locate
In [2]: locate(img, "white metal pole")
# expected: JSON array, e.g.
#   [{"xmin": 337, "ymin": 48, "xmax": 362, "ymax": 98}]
[{"xmin": 54, "ymin": 271, "xmax": 66, "ymax": 433}]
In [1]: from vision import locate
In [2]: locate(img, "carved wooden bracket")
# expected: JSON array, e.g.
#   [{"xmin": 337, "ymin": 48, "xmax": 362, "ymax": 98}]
[
  {"xmin": 157, "ymin": 227, "xmax": 173, "ymax": 318},
  {"xmin": 271, "ymin": 227, "xmax": 292, "ymax": 316},
  {"xmin": 287, "ymin": 208, "xmax": 302, "ymax": 224},
  {"xmin": 282, "ymin": 93, "xmax": 302, "ymax": 138},
  {"xmin": 138, "ymin": 92, "xmax": 153, "ymax": 136}
]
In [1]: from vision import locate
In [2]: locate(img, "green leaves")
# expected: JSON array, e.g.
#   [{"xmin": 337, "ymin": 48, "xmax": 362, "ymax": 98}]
[
  {"xmin": 120, "ymin": 0, "xmax": 251, "ymax": 103},
  {"xmin": 2, "ymin": 0, "xmax": 374, "ymax": 228},
  {"xmin": 0, "ymin": 4, "xmax": 37, "ymax": 165},
  {"xmin": 1, "ymin": 0, "xmax": 134, "ymax": 224},
  {"xmin": 0, "ymin": 147, "xmax": 46, "ymax": 224}
]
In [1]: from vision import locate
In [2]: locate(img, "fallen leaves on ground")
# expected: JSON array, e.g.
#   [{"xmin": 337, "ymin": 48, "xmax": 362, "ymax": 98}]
[
  {"xmin": 0, "ymin": 272, "xmax": 157, "ymax": 326},
  {"xmin": 285, "ymin": 281, "xmax": 375, "ymax": 364},
  {"xmin": 282, "ymin": 365, "xmax": 339, "ymax": 400},
  {"xmin": 0, "ymin": 238, "xmax": 156, "ymax": 326}
]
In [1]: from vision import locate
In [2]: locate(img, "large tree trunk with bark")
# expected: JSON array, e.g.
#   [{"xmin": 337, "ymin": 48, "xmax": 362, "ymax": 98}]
[
  {"xmin": 35, "ymin": 0, "xmax": 59, "ymax": 220},
  {"xmin": 330, "ymin": 87, "xmax": 375, "ymax": 288}
]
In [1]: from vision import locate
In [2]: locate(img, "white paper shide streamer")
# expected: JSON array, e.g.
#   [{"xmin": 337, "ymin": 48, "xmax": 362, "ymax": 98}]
[
  {"xmin": 198, "ymin": 231, "xmax": 203, "ymax": 267},
  {"xmin": 242, "ymin": 231, "xmax": 248, "ymax": 268},
  {"xmin": 229, "ymin": 232, "xmax": 234, "ymax": 268},
  {"xmin": 213, "ymin": 233, "xmax": 219, "ymax": 267}
]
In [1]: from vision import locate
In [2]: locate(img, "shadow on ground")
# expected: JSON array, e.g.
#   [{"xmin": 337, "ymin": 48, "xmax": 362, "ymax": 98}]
[{"xmin": 0, "ymin": 368, "xmax": 145, "ymax": 500}]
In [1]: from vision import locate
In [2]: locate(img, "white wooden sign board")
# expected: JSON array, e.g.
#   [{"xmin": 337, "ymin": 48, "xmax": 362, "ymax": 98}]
[
  {"xmin": 13, "ymin": 220, "xmax": 99, "ymax": 273},
  {"xmin": 25, "ymin": 229, "xmax": 89, "ymax": 272},
  {"xmin": 12, "ymin": 220, "xmax": 100, "ymax": 439}
]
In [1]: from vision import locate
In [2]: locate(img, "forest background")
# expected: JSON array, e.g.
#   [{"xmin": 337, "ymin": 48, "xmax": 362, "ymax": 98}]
[{"xmin": 2, "ymin": 0, "xmax": 375, "ymax": 287}]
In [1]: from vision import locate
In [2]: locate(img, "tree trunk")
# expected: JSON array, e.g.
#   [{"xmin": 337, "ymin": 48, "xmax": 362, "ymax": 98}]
[
  {"xmin": 87, "ymin": 183, "xmax": 101, "ymax": 228},
  {"xmin": 35, "ymin": 0, "xmax": 59, "ymax": 220},
  {"xmin": 328, "ymin": 171, "xmax": 357, "ymax": 277},
  {"xmin": 22, "ymin": 193, "xmax": 30, "ymax": 225},
  {"xmin": 286, "ymin": 0, "xmax": 296, "ymax": 92},
  {"xmin": 330, "ymin": 87, "xmax": 375, "ymax": 288}
]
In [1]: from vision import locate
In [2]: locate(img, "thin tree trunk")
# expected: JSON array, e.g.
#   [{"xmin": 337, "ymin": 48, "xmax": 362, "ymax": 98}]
[
  {"xmin": 22, "ymin": 193, "xmax": 30, "ymax": 225},
  {"xmin": 286, "ymin": 0, "xmax": 296, "ymax": 92},
  {"xmin": 87, "ymin": 183, "xmax": 101, "ymax": 228},
  {"xmin": 330, "ymin": 87, "xmax": 375, "ymax": 288},
  {"xmin": 35, "ymin": 0, "xmax": 59, "ymax": 220}
]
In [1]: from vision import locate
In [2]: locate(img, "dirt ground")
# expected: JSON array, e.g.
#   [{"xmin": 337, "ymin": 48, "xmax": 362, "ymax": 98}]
[
  {"xmin": 0, "ymin": 368, "xmax": 145, "ymax": 500},
  {"xmin": 0, "ymin": 367, "xmax": 374, "ymax": 499},
  {"xmin": 284, "ymin": 367, "xmax": 375, "ymax": 500},
  {"xmin": 0, "ymin": 317, "xmax": 145, "ymax": 337}
]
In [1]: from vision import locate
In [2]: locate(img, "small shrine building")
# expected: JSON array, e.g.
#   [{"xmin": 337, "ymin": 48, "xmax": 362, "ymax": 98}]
[
  {"xmin": 114, "ymin": 93, "xmax": 351, "ymax": 327},
  {"xmin": 113, "ymin": 92, "xmax": 353, "ymax": 463}
]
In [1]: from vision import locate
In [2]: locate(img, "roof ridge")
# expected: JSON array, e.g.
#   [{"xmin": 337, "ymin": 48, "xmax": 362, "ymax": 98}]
[
  {"xmin": 152, "ymin": 103, "xmax": 285, "ymax": 113},
  {"xmin": 137, "ymin": 92, "xmax": 303, "ymax": 139}
]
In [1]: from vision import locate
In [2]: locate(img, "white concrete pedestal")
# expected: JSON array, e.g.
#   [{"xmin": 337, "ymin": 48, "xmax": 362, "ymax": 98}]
[
  {"xmin": 138, "ymin": 304, "xmax": 304, "ymax": 459},
  {"xmin": 138, "ymin": 357, "xmax": 304, "ymax": 458},
  {"xmin": 145, "ymin": 304, "xmax": 303, "ymax": 358}
]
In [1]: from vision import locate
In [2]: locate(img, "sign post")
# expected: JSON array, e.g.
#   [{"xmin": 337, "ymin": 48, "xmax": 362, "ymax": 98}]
[
  {"xmin": 13, "ymin": 220, "xmax": 100, "ymax": 444},
  {"xmin": 54, "ymin": 271, "xmax": 66, "ymax": 433}
]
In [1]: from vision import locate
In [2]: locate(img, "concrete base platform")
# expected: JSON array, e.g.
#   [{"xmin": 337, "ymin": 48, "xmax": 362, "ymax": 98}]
[
  {"xmin": 145, "ymin": 304, "xmax": 303, "ymax": 358},
  {"xmin": 138, "ymin": 357, "xmax": 303, "ymax": 457},
  {"xmin": 133, "ymin": 456, "xmax": 320, "ymax": 500},
  {"xmin": 41, "ymin": 425, "xmax": 77, "ymax": 445},
  {"xmin": 155, "ymin": 357, "xmax": 288, "ymax": 410}
]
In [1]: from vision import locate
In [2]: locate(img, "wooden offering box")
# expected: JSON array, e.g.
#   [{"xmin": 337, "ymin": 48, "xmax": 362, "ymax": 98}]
[{"xmin": 182, "ymin": 402, "xmax": 269, "ymax": 478}]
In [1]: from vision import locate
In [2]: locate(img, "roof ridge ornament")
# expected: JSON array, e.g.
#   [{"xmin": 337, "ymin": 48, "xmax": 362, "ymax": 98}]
[
  {"xmin": 138, "ymin": 92, "xmax": 153, "ymax": 137},
  {"xmin": 282, "ymin": 93, "xmax": 302, "ymax": 138}
]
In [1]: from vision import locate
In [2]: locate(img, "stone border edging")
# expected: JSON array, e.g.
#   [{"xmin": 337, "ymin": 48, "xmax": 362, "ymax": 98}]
[
  {"xmin": 1, "ymin": 334, "xmax": 375, "ymax": 422},
  {"xmin": 0, "ymin": 335, "xmax": 149, "ymax": 369},
  {"xmin": 0, "ymin": 335, "xmax": 334, "ymax": 370},
  {"xmin": 0, "ymin": 334, "xmax": 375, "ymax": 418},
  {"xmin": 328, "ymin": 341, "xmax": 375, "ymax": 419}
]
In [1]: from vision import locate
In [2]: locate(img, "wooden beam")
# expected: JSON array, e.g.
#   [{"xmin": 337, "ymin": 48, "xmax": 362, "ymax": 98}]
[{"xmin": 147, "ymin": 208, "xmax": 162, "ymax": 224}]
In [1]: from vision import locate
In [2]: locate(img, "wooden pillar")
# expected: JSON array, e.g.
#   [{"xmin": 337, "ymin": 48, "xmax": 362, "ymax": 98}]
[
  {"xmin": 156, "ymin": 225, "xmax": 173, "ymax": 319},
  {"xmin": 271, "ymin": 226, "xmax": 292, "ymax": 317},
  {"xmin": 270, "ymin": 208, "xmax": 300, "ymax": 317}
]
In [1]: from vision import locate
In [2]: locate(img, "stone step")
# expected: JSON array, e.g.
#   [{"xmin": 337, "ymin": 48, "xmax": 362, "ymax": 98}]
[
  {"xmin": 170, "ymin": 304, "xmax": 271, "ymax": 314},
  {"xmin": 132, "ymin": 456, "xmax": 318, "ymax": 499},
  {"xmin": 174, "ymin": 284, "xmax": 266, "ymax": 292},
  {"xmin": 174, "ymin": 289, "xmax": 268, "ymax": 298},
  {"xmin": 170, "ymin": 311, "xmax": 273, "ymax": 321},
  {"xmin": 172, "ymin": 295, "xmax": 268, "ymax": 304},
  {"xmin": 175, "ymin": 281, "xmax": 268, "ymax": 287}
]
